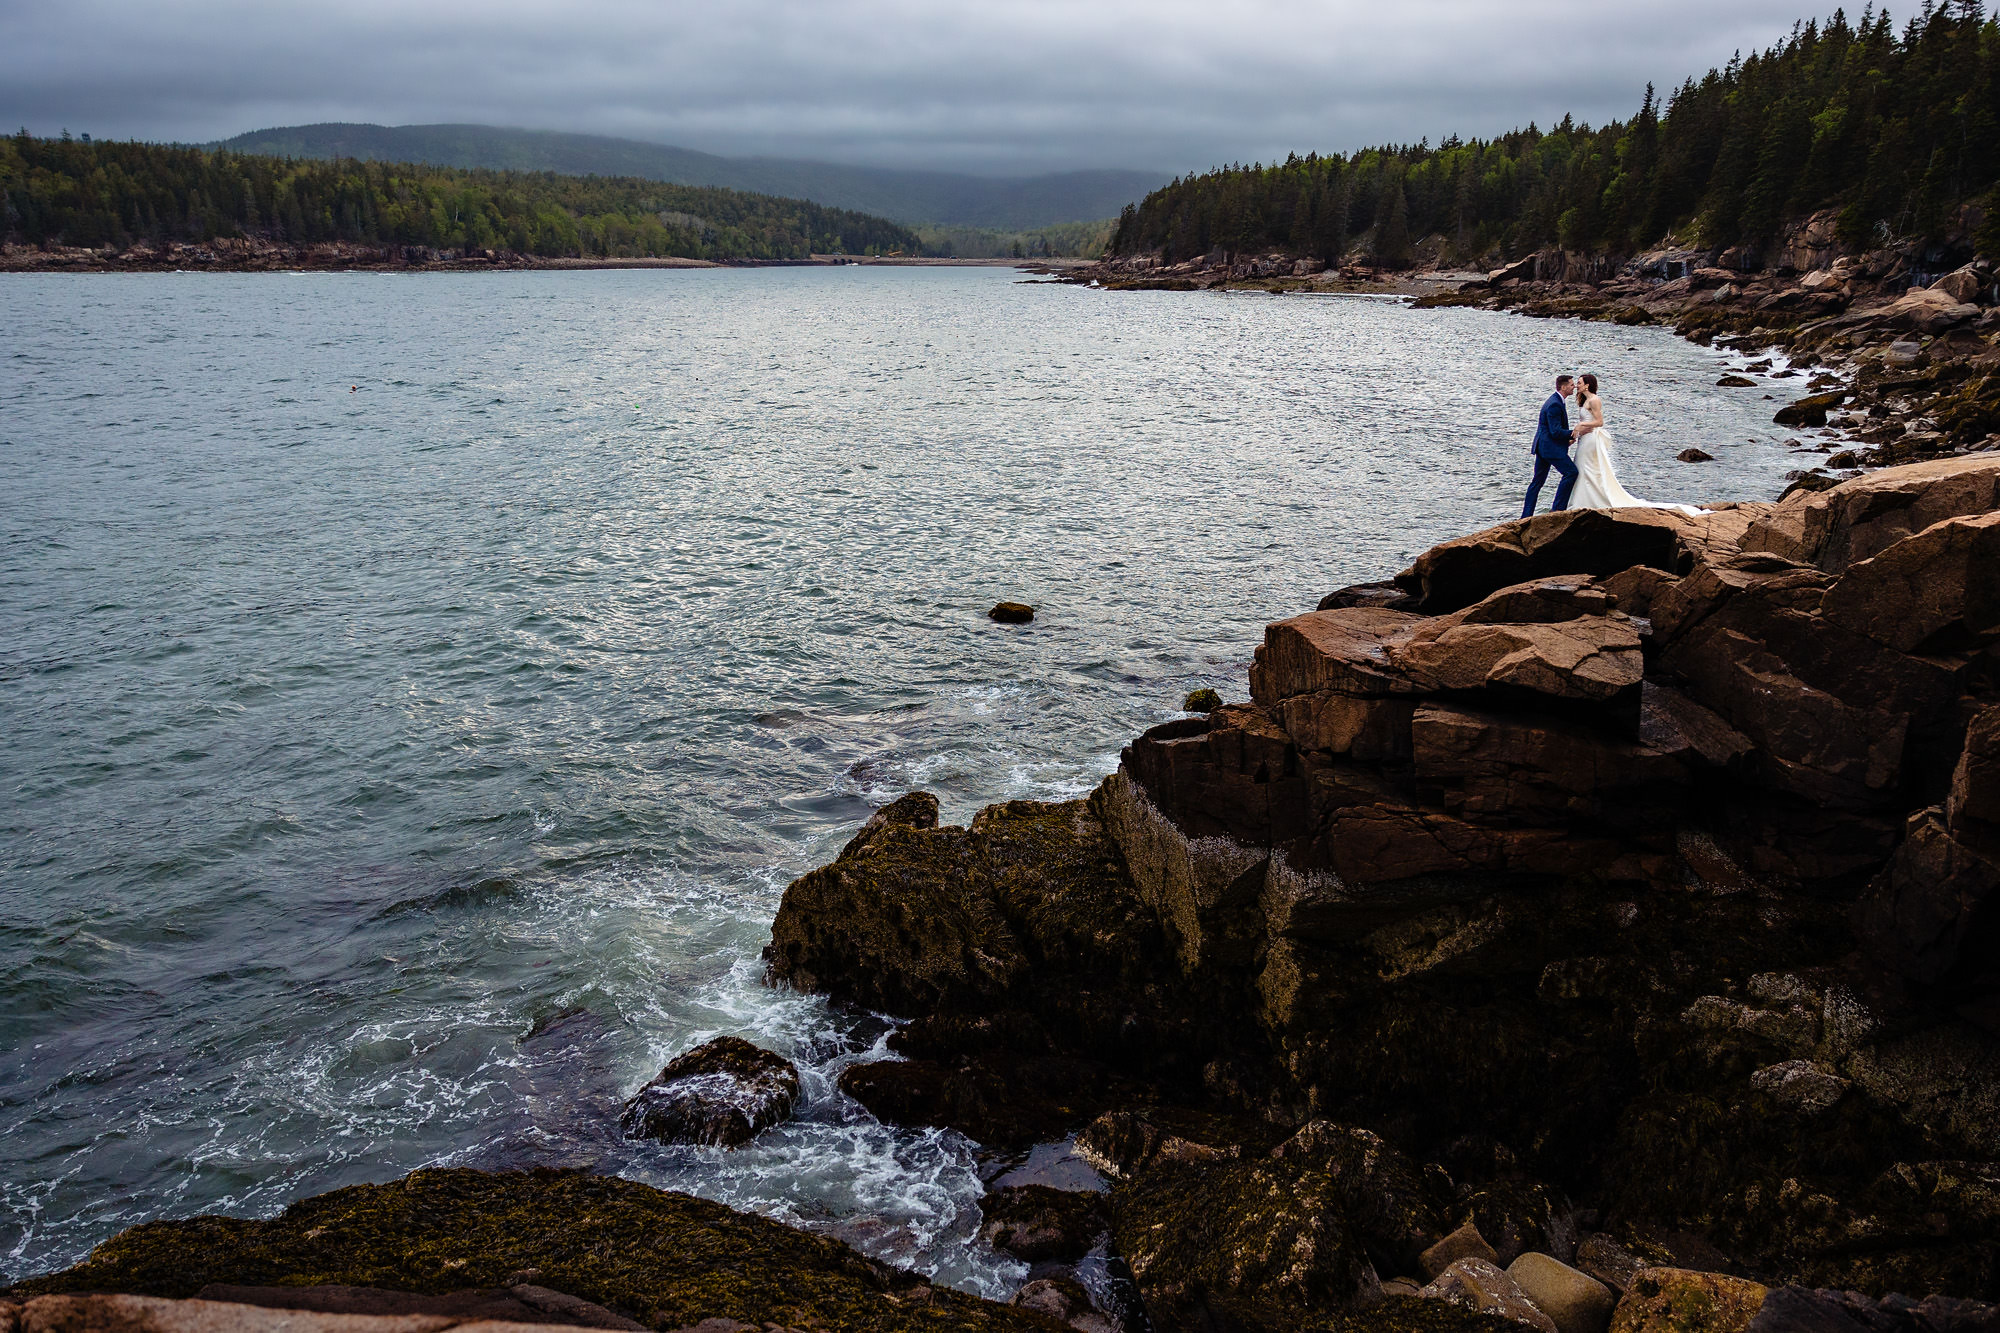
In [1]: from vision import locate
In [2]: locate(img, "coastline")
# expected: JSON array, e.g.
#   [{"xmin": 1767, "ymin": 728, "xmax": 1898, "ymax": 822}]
[
  {"xmin": 0, "ymin": 239, "xmax": 1089, "ymax": 274},
  {"xmin": 1063, "ymin": 235, "xmax": 2000, "ymax": 485},
  {"xmin": 15, "ymin": 452, "xmax": 1999, "ymax": 1333}
]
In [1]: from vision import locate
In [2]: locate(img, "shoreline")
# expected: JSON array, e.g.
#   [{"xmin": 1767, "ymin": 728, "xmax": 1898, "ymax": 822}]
[
  {"xmin": 17, "ymin": 452, "xmax": 1999, "ymax": 1333},
  {"xmin": 1064, "ymin": 241, "xmax": 2000, "ymax": 486},
  {"xmin": 0, "ymin": 239, "xmax": 1089, "ymax": 274}
]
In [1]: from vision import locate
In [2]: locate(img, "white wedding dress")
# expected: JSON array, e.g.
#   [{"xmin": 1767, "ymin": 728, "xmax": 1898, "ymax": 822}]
[{"xmin": 1569, "ymin": 398, "xmax": 1704, "ymax": 515}]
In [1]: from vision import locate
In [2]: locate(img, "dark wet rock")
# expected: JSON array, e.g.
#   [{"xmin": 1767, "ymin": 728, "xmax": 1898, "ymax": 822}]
[
  {"xmin": 1679, "ymin": 448, "xmax": 1716, "ymax": 462},
  {"xmin": 1852, "ymin": 807, "xmax": 2000, "ymax": 989},
  {"xmin": 1183, "ymin": 688, "xmax": 1223, "ymax": 713},
  {"xmin": 1272, "ymin": 1121, "xmax": 1447, "ymax": 1275},
  {"xmin": 1011, "ymin": 1275, "xmax": 1118, "ymax": 1333},
  {"xmin": 11, "ymin": 1168, "xmax": 1051, "ymax": 1332},
  {"xmin": 1074, "ymin": 1107, "xmax": 1276, "ymax": 1181},
  {"xmin": 841, "ymin": 790, "xmax": 940, "ymax": 857},
  {"xmin": 1453, "ymin": 1179, "xmax": 1577, "ymax": 1266},
  {"xmin": 839, "ymin": 1052, "xmax": 1135, "ymax": 1150},
  {"xmin": 978, "ymin": 1184, "xmax": 1109, "ymax": 1262},
  {"xmin": 1744, "ymin": 1286, "xmax": 2000, "ymax": 1333},
  {"xmin": 990, "ymin": 602, "xmax": 1036, "ymax": 623},
  {"xmin": 1775, "ymin": 391, "xmax": 1849, "ymax": 427},
  {"xmin": 1321, "ymin": 581, "xmax": 1421, "ymax": 612},
  {"xmin": 1110, "ymin": 1152, "xmax": 1382, "ymax": 1333},
  {"xmin": 620, "ymin": 1036, "xmax": 801, "ymax": 1148},
  {"xmin": 1718, "ymin": 376, "xmax": 1757, "ymax": 387},
  {"xmin": 1574, "ymin": 1235, "xmax": 1646, "ymax": 1296}
]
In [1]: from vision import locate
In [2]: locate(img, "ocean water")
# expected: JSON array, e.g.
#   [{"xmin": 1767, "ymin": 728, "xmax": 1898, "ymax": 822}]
[{"xmin": 0, "ymin": 266, "xmax": 1809, "ymax": 1293}]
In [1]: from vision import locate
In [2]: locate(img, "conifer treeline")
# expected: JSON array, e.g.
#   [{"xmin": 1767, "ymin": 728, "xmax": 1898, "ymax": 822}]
[
  {"xmin": 1110, "ymin": 4, "xmax": 2000, "ymax": 265},
  {"xmin": 0, "ymin": 134, "xmax": 923, "ymax": 260}
]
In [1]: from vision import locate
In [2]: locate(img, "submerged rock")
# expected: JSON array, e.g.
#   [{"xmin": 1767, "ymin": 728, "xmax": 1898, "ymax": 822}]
[{"xmin": 620, "ymin": 1036, "xmax": 801, "ymax": 1148}]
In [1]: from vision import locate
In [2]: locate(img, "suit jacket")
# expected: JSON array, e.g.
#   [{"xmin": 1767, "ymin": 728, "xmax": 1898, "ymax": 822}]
[{"xmin": 1532, "ymin": 392, "xmax": 1574, "ymax": 458}]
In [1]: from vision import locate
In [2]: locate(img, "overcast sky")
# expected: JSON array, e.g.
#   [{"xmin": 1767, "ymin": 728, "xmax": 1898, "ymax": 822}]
[{"xmin": 5, "ymin": 0, "xmax": 1823, "ymax": 176}]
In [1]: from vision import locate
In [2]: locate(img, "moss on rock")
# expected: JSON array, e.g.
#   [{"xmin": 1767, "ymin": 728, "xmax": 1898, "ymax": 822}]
[{"xmin": 13, "ymin": 1168, "xmax": 1052, "ymax": 1333}]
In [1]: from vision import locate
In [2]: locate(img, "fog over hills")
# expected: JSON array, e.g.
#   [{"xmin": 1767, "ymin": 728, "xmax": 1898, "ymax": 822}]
[{"xmin": 216, "ymin": 124, "xmax": 1167, "ymax": 232}]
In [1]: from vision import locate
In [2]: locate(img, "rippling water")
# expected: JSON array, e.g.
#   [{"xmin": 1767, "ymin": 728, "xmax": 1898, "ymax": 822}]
[{"xmin": 0, "ymin": 267, "xmax": 1807, "ymax": 1291}]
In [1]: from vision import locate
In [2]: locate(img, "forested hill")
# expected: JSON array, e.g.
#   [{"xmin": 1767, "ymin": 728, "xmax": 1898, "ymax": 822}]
[
  {"xmin": 217, "ymin": 124, "xmax": 1167, "ymax": 232},
  {"xmin": 0, "ymin": 134, "xmax": 925, "ymax": 260},
  {"xmin": 1111, "ymin": 4, "xmax": 2000, "ymax": 267}
]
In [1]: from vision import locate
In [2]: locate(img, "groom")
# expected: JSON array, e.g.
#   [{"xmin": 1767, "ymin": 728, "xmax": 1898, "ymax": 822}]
[{"xmin": 1521, "ymin": 374, "xmax": 1579, "ymax": 517}]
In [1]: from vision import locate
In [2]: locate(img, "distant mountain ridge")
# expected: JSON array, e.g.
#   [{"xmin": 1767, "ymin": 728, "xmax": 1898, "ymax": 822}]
[{"xmin": 214, "ymin": 124, "xmax": 1166, "ymax": 231}]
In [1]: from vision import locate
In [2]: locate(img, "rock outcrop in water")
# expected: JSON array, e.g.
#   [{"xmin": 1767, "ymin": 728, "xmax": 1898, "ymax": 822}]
[
  {"xmin": 766, "ymin": 455, "xmax": 2000, "ymax": 1330},
  {"xmin": 620, "ymin": 1035, "xmax": 802, "ymax": 1148}
]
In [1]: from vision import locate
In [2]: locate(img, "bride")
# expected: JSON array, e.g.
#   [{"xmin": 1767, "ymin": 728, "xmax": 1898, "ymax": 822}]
[{"xmin": 1568, "ymin": 373, "xmax": 1704, "ymax": 515}]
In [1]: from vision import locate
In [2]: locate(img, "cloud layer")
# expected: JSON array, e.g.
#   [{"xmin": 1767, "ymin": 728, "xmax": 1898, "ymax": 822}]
[{"xmin": 4, "ymin": 0, "xmax": 1819, "ymax": 175}]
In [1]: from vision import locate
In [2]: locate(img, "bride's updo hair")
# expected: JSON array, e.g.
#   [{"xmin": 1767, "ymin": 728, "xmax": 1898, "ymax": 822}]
[{"xmin": 1581, "ymin": 373, "xmax": 1599, "ymax": 395}]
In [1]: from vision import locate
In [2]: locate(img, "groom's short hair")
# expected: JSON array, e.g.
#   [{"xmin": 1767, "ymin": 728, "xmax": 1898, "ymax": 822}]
[{"xmin": 1555, "ymin": 373, "xmax": 1574, "ymax": 388}]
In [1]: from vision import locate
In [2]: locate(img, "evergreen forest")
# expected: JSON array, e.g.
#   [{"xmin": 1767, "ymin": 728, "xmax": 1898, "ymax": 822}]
[
  {"xmin": 0, "ymin": 133, "xmax": 924, "ymax": 260},
  {"xmin": 1109, "ymin": 3, "xmax": 2000, "ymax": 266}
]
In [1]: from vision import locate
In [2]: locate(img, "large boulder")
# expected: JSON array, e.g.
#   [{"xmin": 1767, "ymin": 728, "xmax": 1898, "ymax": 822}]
[
  {"xmin": 1741, "ymin": 455, "xmax": 2000, "ymax": 571},
  {"xmin": 621, "ymin": 1036, "xmax": 802, "ymax": 1148},
  {"xmin": 1393, "ymin": 510, "xmax": 1696, "ymax": 614}
]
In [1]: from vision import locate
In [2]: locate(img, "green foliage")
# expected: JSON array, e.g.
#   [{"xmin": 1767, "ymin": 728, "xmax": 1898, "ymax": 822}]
[
  {"xmin": 0, "ymin": 133, "xmax": 922, "ymax": 260},
  {"xmin": 1111, "ymin": 5, "xmax": 2000, "ymax": 264}
]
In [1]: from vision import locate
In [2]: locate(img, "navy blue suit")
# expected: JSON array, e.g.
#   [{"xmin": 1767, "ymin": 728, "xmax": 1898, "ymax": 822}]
[{"xmin": 1521, "ymin": 391, "xmax": 1578, "ymax": 517}]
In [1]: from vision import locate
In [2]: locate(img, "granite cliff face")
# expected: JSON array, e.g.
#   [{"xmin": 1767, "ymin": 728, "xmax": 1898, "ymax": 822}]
[{"xmin": 766, "ymin": 455, "xmax": 2000, "ymax": 1329}]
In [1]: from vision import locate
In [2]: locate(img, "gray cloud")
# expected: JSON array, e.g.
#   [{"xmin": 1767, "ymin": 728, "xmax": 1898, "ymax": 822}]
[{"xmin": 3, "ymin": 0, "xmax": 1820, "ymax": 174}]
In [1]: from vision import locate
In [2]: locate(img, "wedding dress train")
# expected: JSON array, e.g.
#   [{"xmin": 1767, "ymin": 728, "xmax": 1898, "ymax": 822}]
[{"xmin": 1568, "ymin": 416, "xmax": 1704, "ymax": 516}]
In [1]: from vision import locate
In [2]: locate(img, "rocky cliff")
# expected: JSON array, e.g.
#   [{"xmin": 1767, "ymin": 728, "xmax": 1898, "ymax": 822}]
[{"xmin": 766, "ymin": 455, "xmax": 2000, "ymax": 1330}]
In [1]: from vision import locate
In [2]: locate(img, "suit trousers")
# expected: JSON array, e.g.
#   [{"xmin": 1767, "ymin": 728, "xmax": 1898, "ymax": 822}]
[{"xmin": 1522, "ymin": 450, "xmax": 1579, "ymax": 517}]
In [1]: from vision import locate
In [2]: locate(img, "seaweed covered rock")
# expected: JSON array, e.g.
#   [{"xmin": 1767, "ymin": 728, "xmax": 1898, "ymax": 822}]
[
  {"xmin": 1110, "ymin": 1153, "xmax": 1382, "ymax": 1333},
  {"xmin": 12, "ymin": 1168, "xmax": 1051, "ymax": 1333},
  {"xmin": 1610, "ymin": 1269, "xmax": 1767, "ymax": 1333},
  {"xmin": 620, "ymin": 1036, "xmax": 801, "ymax": 1148}
]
